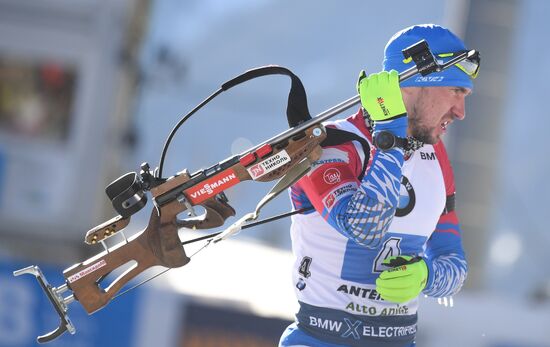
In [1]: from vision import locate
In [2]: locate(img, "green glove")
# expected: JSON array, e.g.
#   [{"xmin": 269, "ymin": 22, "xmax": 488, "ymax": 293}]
[
  {"xmin": 356, "ymin": 70, "xmax": 407, "ymax": 121},
  {"xmin": 375, "ymin": 255, "xmax": 428, "ymax": 303}
]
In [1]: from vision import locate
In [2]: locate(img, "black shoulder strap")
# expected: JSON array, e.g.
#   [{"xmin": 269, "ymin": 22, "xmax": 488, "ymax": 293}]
[
  {"xmin": 442, "ymin": 193, "xmax": 456, "ymax": 215},
  {"xmin": 221, "ymin": 65, "xmax": 311, "ymax": 128},
  {"xmin": 320, "ymin": 127, "xmax": 371, "ymax": 181}
]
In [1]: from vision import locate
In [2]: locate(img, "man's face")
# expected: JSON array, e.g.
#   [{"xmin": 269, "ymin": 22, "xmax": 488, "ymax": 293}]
[{"xmin": 402, "ymin": 86, "xmax": 472, "ymax": 144}]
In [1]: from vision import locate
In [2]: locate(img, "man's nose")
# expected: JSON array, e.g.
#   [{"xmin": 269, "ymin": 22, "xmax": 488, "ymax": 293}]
[{"xmin": 452, "ymin": 99, "xmax": 466, "ymax": 120}]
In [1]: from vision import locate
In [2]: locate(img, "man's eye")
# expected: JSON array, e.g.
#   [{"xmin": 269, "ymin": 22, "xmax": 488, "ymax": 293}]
[{"xmin": 453, "ymin": 88, "xmax": 470, "ymax": 96}]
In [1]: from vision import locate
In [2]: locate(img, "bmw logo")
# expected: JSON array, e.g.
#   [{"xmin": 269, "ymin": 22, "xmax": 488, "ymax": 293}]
[{"xmin": 395, "ymin": 176, "xmax": 415, "ymax": 217}]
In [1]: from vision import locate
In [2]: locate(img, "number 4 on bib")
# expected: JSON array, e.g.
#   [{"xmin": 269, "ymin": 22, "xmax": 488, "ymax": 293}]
[{"xmin": 298, "ymin": 256, "xmax": 312, "ymax": 278}]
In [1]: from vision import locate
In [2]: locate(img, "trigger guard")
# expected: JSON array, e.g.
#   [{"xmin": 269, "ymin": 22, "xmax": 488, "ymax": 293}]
[{"xmin": 176, "ymin": 196, "xmax": 236, "ymax": 230}]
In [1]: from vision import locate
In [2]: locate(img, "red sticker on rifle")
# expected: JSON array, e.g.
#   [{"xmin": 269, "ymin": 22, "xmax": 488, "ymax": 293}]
[
  {"xmin": 247, "ymin": 150, "xmax": 291, "ymax": 180},
  {"xmin": 185, "ymin": 168, "xmax": 240, "ymax": 204}
]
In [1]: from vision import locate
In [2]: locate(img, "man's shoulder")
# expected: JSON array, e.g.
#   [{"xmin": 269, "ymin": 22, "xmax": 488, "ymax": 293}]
[
  {"xmin": 432, "ymin": 140, "xmax": 451, "ymax": 164},
  {"xmin": 323, "ymin": 109, "xmax": 372, "ymax": 142},
  {"xmin": 431, "ymin": 140, "xmax": 455, "ymax": 193}
]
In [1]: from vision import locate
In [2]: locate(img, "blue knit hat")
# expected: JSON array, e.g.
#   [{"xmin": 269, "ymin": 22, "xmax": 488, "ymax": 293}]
[{"xmin": 383, "ymin": 24, "xmax": 473, "ymax": 89}]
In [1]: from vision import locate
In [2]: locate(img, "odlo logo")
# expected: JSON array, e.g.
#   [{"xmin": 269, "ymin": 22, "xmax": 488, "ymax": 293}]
[
  {"xmin": 377, "ymin": 97, "xmax": 389, "ymax": 116},
  {"xmin": 323, "ymin": 168, "xmax": 341, "ymax": 184}
]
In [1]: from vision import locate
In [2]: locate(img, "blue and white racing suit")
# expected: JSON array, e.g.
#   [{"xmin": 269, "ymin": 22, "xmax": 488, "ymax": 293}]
[{"xmin": 280, "ymin": 110, "xmax": 467, "ymax": 347}]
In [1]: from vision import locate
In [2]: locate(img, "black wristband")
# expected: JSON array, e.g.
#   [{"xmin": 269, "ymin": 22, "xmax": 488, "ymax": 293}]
[{"xmin": 373, "ymin": 131, "xmax": 408, "ymax": 151}]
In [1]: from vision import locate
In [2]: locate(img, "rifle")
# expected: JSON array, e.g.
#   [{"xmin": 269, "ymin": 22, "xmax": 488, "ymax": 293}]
[{"xmin": 13, "ymin": 40, "xmax": 479, "ymax": 343}]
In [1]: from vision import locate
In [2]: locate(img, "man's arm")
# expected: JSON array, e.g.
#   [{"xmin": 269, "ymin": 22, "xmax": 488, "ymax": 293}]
[
  {"xmin": 298, "ymin": 120, "xmax": 405, "ymax": 248},
  {"xmin": 296, "ymin": 70, "xmax": 407, "ymax": 248},
  {"xmin": 422, "ymin": 200, "xmax": 468, "ymax": 297},
  {"xmin": 423, "ymin": 141, "xmax": 468, "ymax": 297},
  {"xmin": 375, "ymin": 135, "xmax": 468, "ymax": 304}
]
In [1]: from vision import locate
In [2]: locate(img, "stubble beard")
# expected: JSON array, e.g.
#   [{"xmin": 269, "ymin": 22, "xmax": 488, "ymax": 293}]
[{"xmin": 408, "ymin": 103, "xmax": 439, "ymax": 145}]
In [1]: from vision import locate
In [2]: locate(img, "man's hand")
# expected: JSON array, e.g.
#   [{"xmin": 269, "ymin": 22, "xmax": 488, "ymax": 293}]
[
  {"xmin": 376, "ymin": 255, "xmax": 428, "ymax": 303},
  {"xmin": 357, "ymin": 70, "xmax": 407, "ymax": 121}
]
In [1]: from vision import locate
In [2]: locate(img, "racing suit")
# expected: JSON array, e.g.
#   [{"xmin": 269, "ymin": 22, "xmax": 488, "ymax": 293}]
[{"xmin": 279, "ymin": 109, "xmax": 467, "ymax": 347}]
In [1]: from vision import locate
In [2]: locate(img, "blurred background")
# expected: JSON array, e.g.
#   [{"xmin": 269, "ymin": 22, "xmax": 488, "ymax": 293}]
[{"xmin": 0, "ymin": 0, "xmax": 549, "ymax": 346}]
